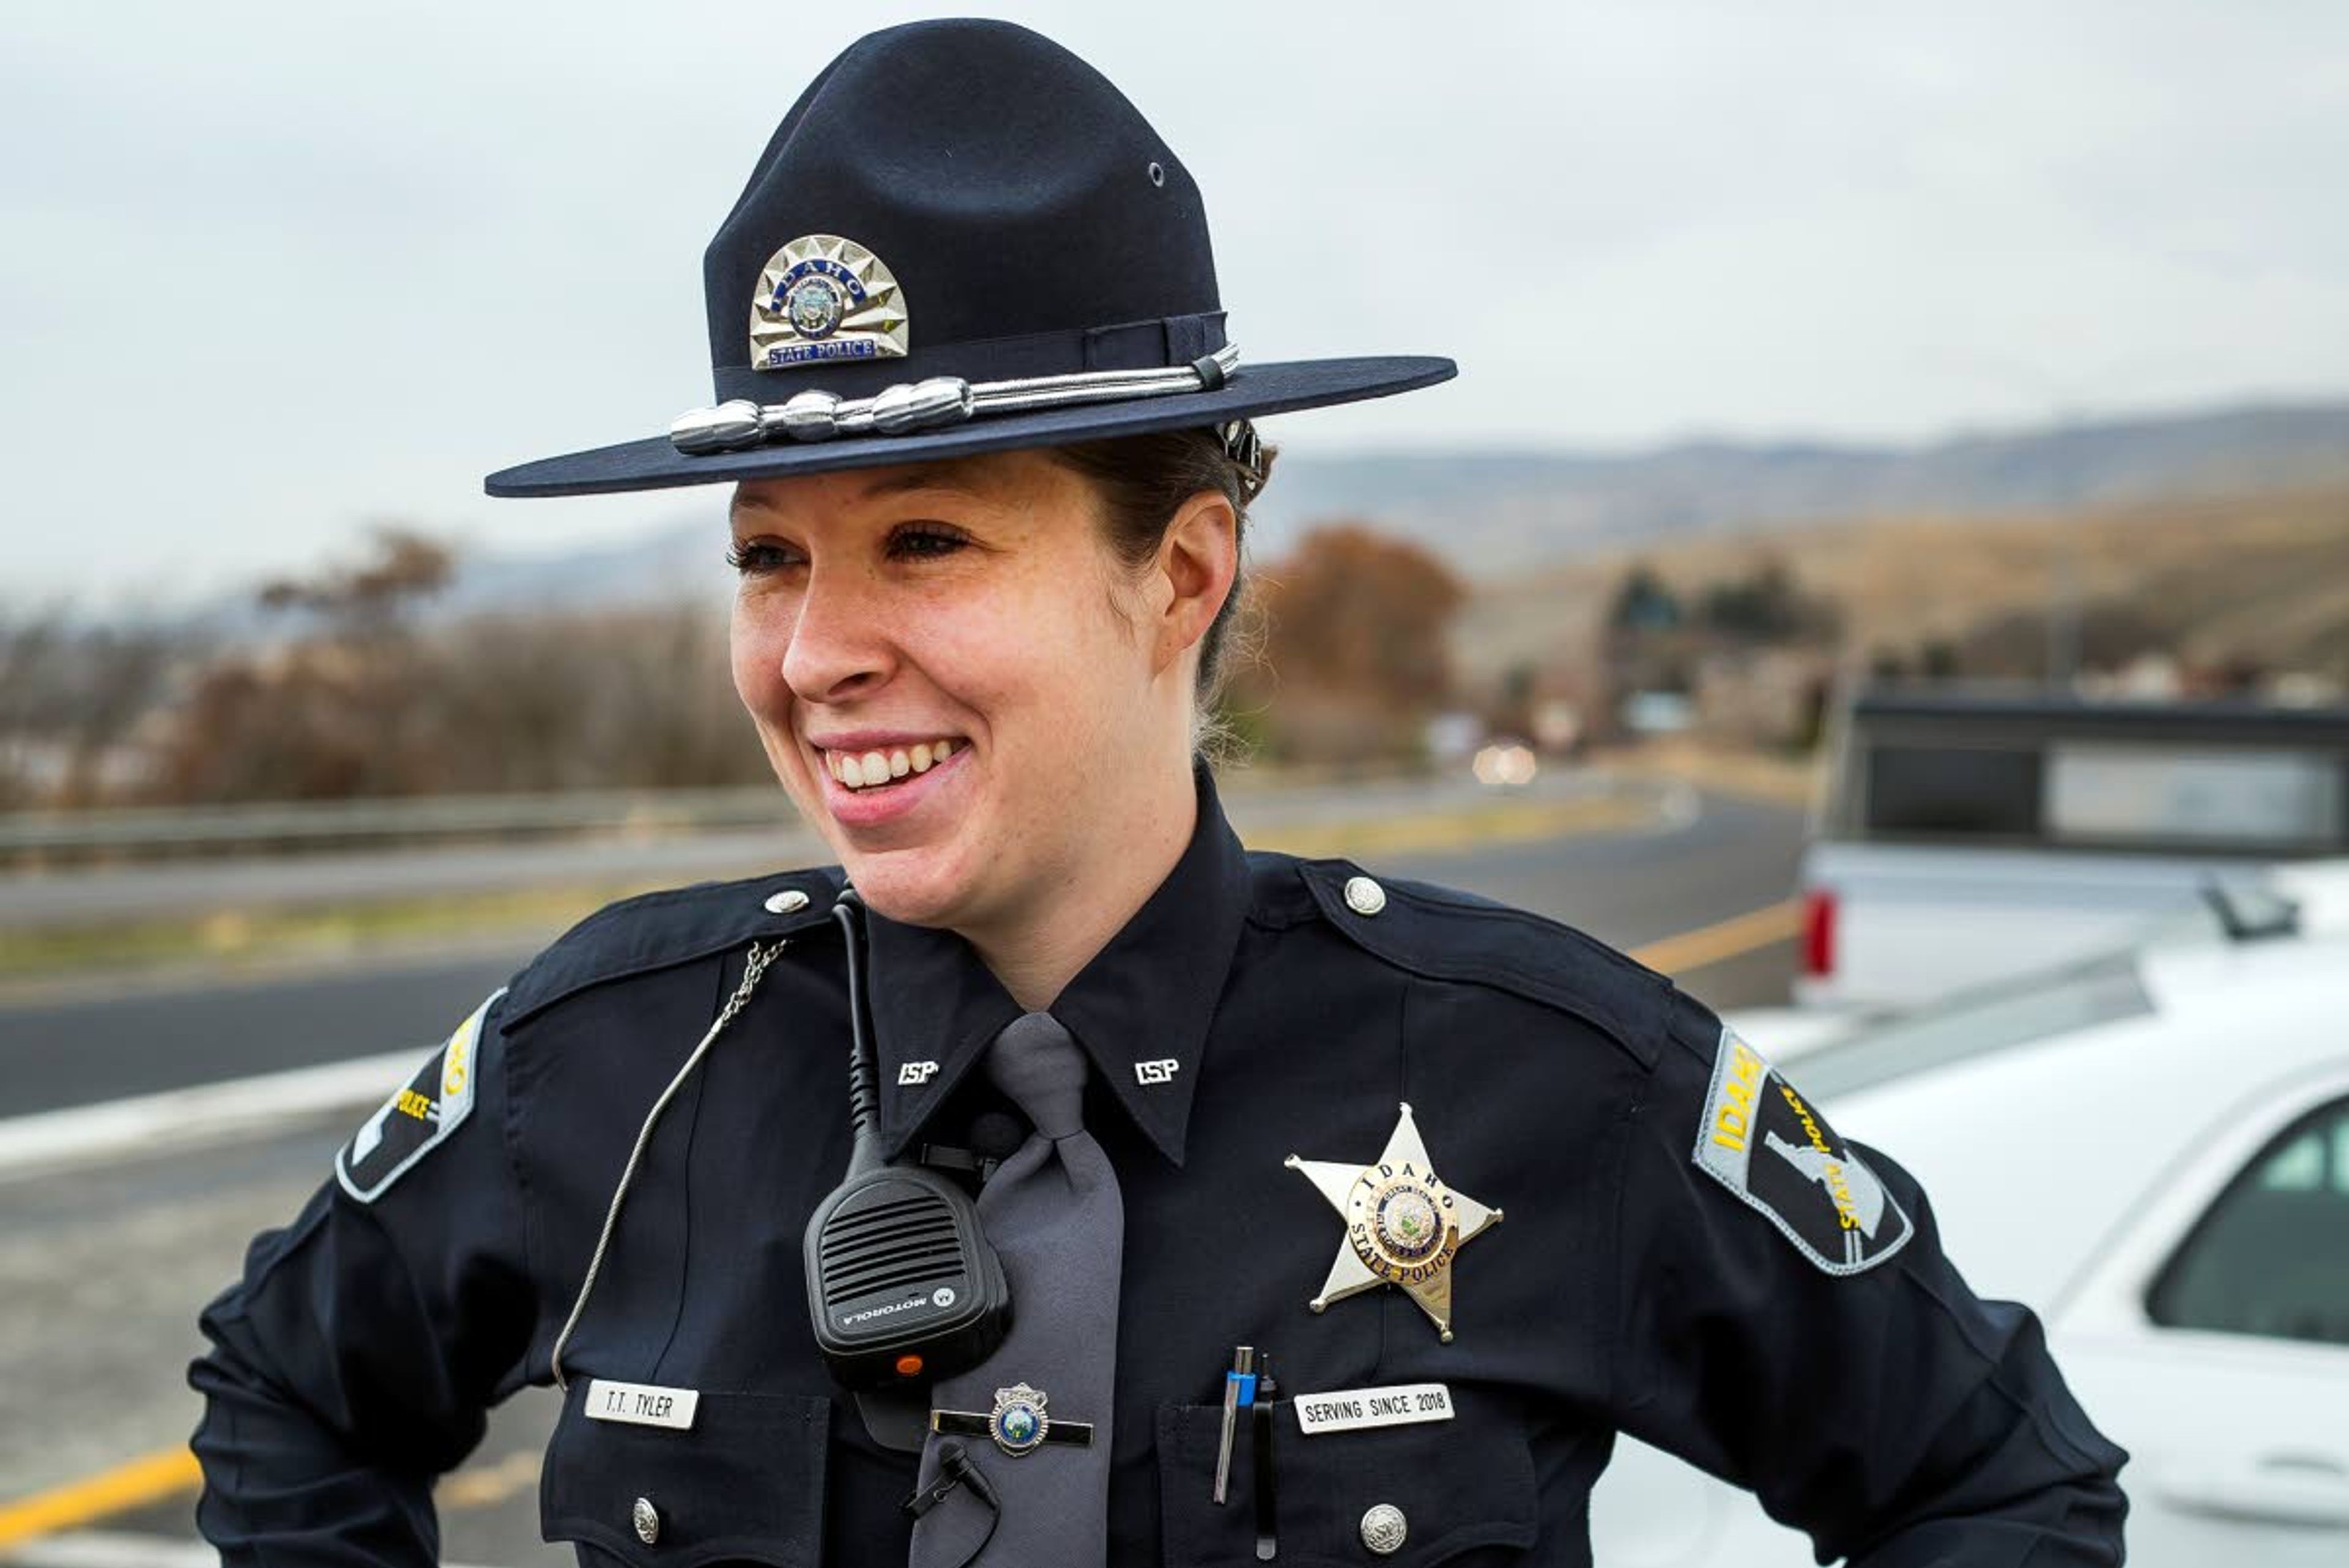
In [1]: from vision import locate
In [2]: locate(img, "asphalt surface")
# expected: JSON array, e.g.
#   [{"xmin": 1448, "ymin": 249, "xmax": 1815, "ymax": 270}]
[
  {"xmin": 0, "ymin": 773, "xmax": 1619, "ymax": 932},
  {"xmin": 0, "ymin": 779, "xmax": 1782, "ymax": 1120},
  {"xmin": 0, "ymin": 788, "xmax": 1803, "ymax": 1564}
]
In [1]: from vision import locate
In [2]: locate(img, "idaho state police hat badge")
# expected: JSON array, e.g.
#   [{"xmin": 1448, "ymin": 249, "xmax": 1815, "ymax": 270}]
[
  {"xmin": 483, "ymin": 20, "xmax": 1453, "ymax": 497},
  {"xmin": 751, "ymin": 234, "xmax": 908, "ymax": 371}
]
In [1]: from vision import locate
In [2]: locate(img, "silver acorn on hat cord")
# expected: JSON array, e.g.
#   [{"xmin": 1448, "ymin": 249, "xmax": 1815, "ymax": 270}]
[{"xmin": 670, "ymin": 344, "xmax": 1243, "ymax": 455}]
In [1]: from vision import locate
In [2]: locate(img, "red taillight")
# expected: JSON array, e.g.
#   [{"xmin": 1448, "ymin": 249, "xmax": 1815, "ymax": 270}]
[{"xmin": 1802, "ymin": 888, "xmax": 1836, "ymax": 978}]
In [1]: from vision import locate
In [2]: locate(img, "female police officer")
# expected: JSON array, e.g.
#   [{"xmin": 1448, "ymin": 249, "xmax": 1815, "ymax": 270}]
[{"xmin": 190, "ymin": 18, "xmax": 2126, "ymax": 1567}]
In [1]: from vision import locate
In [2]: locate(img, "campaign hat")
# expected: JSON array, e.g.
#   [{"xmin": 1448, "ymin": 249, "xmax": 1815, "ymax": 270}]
[{"xmin": 484, "ymin": 18, "xmax": 1453, "ymax": 497}]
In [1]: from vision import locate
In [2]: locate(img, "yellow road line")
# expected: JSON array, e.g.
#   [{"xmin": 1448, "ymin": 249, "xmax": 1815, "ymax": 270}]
[
  {"xmin": 1, "ymin": 897, "xmax": 1797, "ymax": 1548},
  {"xmin": 0, "ymin": 1445, "xmax": 200, "ymax": 1549},
  {"xmin": 1630, "ymin": 897, "xmax": 1804, "ymax": 976},
  {"xmin": 438, "ymin": 1449, "xmax": 541, "ymax": 1509},
  {"xmin": 1235, "ymin": 792, "xmax": 1662, "ymax": 863}
]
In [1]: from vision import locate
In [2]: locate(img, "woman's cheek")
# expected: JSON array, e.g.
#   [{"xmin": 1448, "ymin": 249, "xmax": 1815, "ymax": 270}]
[{"xmin": 727, "ymin": 601, "xmax": 790, "ymax": 715}]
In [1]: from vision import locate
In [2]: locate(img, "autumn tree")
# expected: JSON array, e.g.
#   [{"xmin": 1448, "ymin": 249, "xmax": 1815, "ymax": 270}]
[{"xmin": 1230, "ymin": 523, "xmax": 1466, "ymax": 765}]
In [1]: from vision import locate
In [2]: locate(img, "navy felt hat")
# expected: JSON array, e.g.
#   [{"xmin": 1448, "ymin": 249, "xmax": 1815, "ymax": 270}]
[{"xmin": 484, "ymin": 19, "xmax": 1453, "ymax": 498}]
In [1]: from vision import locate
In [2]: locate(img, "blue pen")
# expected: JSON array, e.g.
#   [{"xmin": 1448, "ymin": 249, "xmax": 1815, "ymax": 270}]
[{"xmin": 1213, "ymin": 1345, "xmax": 1257, "ymax": 1504}]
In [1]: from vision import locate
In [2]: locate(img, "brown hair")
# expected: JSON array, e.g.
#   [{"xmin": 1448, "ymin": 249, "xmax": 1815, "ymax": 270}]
[{"xmin": 1049, "ymin": 425, "xmax": 1274, "ymax": 724}]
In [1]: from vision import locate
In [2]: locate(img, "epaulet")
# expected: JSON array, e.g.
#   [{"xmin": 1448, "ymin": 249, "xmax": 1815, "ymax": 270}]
[
  {"xmin": 499, "ymin": 865, "xmax": 846, "ymax": 1028},
  {"xmin": 1290, "ymin": 857, "xmax": 1672, "ymax": 1070}
]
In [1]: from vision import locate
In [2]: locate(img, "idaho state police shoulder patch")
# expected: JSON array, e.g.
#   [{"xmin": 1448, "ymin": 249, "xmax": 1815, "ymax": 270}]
[
  {"xmin": 336, "ymin": 990, "xmax": 503, "ymax": 1203},
  {"xmin": 1691, "ymin": 1026, "xmax": 1912, "ymax": 1275}
]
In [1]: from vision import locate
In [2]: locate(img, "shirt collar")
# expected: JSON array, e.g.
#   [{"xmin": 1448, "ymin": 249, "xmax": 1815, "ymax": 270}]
[{"xmin": 864, "ymin": 764, "xmax": 1251, "ymax": 1167}]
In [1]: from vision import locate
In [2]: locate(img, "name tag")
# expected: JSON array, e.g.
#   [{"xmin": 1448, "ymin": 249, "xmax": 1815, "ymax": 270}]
[
  {"xmin": 584, "ymin": 1379, "xmax": 700, "ymax": 1430},
  {"xmin": 1291, "ymin": 1381, "xmax": 1454, "ymax": 1436}
]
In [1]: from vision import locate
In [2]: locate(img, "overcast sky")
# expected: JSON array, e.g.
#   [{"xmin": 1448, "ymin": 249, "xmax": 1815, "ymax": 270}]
[{"xmin": 5, "ymin": 1, "xmax": 2345, "ymax": 607}]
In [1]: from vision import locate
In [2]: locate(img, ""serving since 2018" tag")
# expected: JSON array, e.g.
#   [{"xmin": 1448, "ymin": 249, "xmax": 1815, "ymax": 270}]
[{"xmin": 1290, "ymin": 1381, "xmax": 1454, "ymax": 1436}]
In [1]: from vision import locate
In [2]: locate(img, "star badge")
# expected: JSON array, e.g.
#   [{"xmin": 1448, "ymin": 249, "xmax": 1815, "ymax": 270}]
[{"xmin": 1285, "ymin": 1102, "xmax": 1502, "ymax": 1342}]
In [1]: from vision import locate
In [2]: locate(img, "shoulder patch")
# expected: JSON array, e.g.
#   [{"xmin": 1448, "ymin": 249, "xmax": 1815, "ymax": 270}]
[
  {"xmin": 336, "ymin": 990, "xmax": 502, "ymax": 1203},
  {"xmin": 1691, "ymin": 1025, "xmax": 1912, "ymax": 1275}
]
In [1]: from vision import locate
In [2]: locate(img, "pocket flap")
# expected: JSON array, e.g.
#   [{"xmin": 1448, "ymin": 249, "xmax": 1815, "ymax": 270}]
[{"xmin": 541, "ymin": 1380, "xmax": 831, "ymax": 1567}]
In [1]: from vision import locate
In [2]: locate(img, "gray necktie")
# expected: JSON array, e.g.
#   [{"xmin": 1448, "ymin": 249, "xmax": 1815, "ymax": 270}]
[{"xmin": 908, "ymin": 1011, "xmax": 1123, "ymax": 1568}]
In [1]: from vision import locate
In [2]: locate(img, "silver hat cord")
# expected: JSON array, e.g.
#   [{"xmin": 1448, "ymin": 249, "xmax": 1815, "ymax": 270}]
[{"xmin": 672, "ymin": 343, "xmax": 1243, "ymax": 455}]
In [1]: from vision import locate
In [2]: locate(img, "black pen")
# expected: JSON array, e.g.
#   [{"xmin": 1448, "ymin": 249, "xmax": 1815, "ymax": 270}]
[{"xmin": 1253, "ymin": 1356, "xmax": 1279, "ymax": 1559}]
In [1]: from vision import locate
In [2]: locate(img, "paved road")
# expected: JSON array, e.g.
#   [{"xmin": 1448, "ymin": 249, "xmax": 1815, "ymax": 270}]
[
  {"xmin": 0, "ymin": 784, "xmax": 1789, "ymax": 1120},
  {"xmin": 0, "ymin": 773, "xmax": 1626, "ymax": 932},
  {"xmin": 0, "ymin": 790, "xmax": 1803, "ymax": 1563}
]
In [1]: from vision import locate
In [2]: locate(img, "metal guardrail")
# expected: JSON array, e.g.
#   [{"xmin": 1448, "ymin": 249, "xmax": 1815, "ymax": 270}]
[
  {"xmin": 0, "ymin": 787, "xmax": 798, "ymax": 857},
  {"xmin": 0, "ymin": 768, "xmax": 1661, "ymax": 869}
]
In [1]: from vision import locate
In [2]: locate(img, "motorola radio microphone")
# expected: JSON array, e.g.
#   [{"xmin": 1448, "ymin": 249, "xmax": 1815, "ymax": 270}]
[{"xmin": 804, "ymin": 890, "xmax": 1011, "ymax": 1390}]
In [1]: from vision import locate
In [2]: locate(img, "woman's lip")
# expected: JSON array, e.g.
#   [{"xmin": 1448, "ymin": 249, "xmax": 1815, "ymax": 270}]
[
  {"xmin": 807, "ymin": 732, "xmax": 965, "ymax": 752},
  {"xmin": 817, "ymin": 740, "xmax": 967, "ymax": 828}
]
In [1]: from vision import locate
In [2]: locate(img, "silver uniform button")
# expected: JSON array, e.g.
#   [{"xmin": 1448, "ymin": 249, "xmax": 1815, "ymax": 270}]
[
  {"xmin": 633, "ymin": 1496, "xmax": 661, "ymax": 1545},
  {"xmin": 764, "ymin": 888, "xmax": 810, "ymax": 915},
  {"xmin": 1360, "ymin": 1503, "xmax": 1408, "ymax": 1555},
  {"xmin": 1343, "ymin": 875, "xmax": 1387, "ymax": 916}
]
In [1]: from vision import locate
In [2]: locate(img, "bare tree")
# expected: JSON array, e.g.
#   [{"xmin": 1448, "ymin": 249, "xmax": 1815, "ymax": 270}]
[{"xmin": 0, "ymin": 608, "xmax": 195, "ymax": 808}]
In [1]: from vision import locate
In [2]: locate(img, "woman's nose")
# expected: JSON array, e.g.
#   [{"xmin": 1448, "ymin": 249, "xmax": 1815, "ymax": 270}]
[{"xmin": 779, "ymin": 565, "xmax": 895, "ymax": 703}]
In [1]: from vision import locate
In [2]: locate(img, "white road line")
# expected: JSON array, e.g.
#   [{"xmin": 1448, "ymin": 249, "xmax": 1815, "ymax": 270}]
[
  {"xmin": 0, "ymin": 1049, "xmax": 426, "ymax": 1183},
  {"xmin": 1, "ymin": 1530, "xmax": 502, "ymax": 1567}
]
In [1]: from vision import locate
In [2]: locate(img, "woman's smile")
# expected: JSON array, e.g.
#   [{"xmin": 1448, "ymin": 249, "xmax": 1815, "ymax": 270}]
[{"xmin": 809, "ymin": 734, "xmax": 971, "ymax": 828}]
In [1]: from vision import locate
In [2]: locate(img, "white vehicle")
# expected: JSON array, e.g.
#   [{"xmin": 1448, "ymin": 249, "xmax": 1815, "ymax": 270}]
[
  {"xmin": 1594, "ymin": 864, "xmax": 2349, "ymax": 1567},
  {"xmin": 1797, "ymin": 691, "xmax": 2349, "ymax": 1009}
]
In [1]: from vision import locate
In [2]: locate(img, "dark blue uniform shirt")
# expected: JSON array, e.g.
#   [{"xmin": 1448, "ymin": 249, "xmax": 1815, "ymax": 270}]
[{"xmin": 191, "ymin": 770, "xmax": 2127, "ymax": 1564}]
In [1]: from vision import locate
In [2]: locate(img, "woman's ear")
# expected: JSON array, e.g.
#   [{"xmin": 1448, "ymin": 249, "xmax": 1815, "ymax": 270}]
[{"xmin": 1151, "ymin": 490, "xmax": 1238, "ymax": 675}]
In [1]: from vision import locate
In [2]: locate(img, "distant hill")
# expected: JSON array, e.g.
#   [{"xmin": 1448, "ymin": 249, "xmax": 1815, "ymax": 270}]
[
  {"xmin": 1454, "ymin": 481, "xmax": 2349, "ymax": 694},
  {"xmin": 433, "ymin": 515, "xmax": 727, "ymax": 619},
  {"xmin": 1251, "ymin": 401, "xmax": 2349, "ymax": 574},
  {"xmin": 434, "ymin": 398, "xmax": 2349, "ymax": 609}
]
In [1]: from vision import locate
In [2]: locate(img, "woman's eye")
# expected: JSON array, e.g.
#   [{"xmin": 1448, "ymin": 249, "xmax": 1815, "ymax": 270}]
[
  {"xmin": 889, "ymin": 524, "xmax": 968, "ymax": 560},
  {"xmin": 727, "ymin": 539, "xmax": 803, "ymax": 575}
]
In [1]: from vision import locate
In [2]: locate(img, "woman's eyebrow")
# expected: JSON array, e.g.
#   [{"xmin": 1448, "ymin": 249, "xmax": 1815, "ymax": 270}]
[
  {"xmin": 730, "ymin": 459, "xmax": 996, "ymax": 524},
  {"xmin": 855, "ymin": 459, "xmax": 998, "ymax": 500}
]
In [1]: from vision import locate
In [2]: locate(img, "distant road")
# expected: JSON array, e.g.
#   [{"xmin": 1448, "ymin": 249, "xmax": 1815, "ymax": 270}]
[
  {"xmin": 0, "ymin": 789, "xmax": 1800, "ymax": 1118},
  {"xmin": 0, "ymin": 772, "xmax": 1627, "ymax": 930}
]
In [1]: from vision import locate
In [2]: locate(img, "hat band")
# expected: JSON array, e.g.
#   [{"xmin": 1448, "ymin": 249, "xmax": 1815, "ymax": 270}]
[
  {"xmin": 671, "ymin": 343, "xmax": 1241, "ymax": 455},
  {"xmin": 713, "ymin": 309, "xmax": 1229, "ymax": 405}
]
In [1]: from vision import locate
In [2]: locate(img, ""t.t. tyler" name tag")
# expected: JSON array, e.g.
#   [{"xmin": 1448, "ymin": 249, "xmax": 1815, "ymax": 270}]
[
  {"xmin": 584, "ymin": 1379, "xmax": 700, "ymax": 1430},
  {"xmin": 1291, "ymin": 1381, "xmax": 1454, "ymax": 1436}
]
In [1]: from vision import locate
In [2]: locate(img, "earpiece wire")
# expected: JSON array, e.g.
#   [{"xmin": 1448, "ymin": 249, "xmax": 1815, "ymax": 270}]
[{"xmin": 549, "ymin": 936, "xmax": 784, "ymax": 1391}]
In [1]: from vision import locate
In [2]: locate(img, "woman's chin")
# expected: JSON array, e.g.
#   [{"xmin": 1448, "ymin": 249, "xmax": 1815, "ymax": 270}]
[{"xmin": 835, "ymin": 846, "xmax": 978, "ymax": 931}]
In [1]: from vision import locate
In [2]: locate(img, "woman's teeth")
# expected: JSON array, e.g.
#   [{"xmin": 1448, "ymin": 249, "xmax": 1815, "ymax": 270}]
[{"xmin": 828, "ymin": 738, "xmax": 956, "ymax": 789}]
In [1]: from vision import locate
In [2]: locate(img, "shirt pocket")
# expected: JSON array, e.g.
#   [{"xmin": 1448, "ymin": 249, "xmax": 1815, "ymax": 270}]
[
  {"xmin": 541, "ymin": 1380, "xmax": 832, "ymax": 1567},
  {"xmin": 1156, "ymin": 1386, "xmax": 1539, "ymax": 1567}
]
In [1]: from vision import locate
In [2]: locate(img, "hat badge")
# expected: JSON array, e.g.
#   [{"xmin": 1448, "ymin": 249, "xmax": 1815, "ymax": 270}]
[{"xmin": 750, "ymin": 234, "xmax": 909, "ymax": 371}]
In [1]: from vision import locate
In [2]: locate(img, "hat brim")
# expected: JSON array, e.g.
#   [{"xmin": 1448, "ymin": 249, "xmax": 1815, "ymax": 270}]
[{"xmin": 483, "ymin": 355, "xmax": 1454, "ymax": 498}]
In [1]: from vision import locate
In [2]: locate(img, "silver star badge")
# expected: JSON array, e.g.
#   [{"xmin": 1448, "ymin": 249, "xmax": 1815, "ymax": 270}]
[{"xmin": 1285, "ymin": 1101, "xmax": 1502, "ymax": 1342}]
